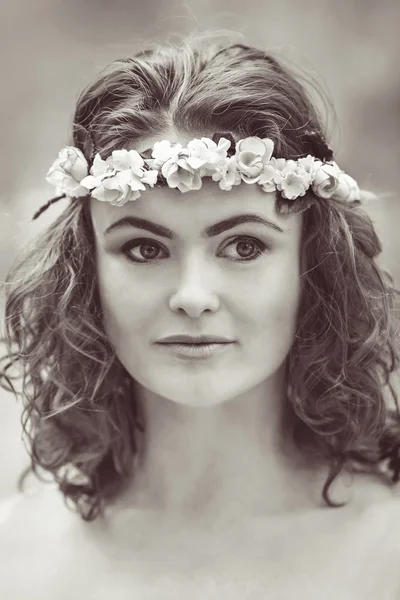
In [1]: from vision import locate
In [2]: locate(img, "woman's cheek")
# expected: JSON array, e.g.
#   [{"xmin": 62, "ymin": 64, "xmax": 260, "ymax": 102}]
[{"xmin": 254, "ymin": 263, "xmax": 301, "ymax": 337}]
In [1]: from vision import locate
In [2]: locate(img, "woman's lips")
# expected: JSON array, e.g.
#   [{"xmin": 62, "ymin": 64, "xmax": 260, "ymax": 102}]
[{"xmin": 156, "ymin": 342, "xmax": 234, "ymax": 360}]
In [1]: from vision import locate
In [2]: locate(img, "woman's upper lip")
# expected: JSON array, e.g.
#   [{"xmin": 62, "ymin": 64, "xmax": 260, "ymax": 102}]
[{"xmin": 157, "ymin": 335, "xmax": 235, "ymax": 344}]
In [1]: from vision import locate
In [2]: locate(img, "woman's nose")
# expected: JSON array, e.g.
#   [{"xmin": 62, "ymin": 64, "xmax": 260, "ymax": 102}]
[{"xmin": 168, "ymin": 256, "xmax": 220, "ymax": 318}]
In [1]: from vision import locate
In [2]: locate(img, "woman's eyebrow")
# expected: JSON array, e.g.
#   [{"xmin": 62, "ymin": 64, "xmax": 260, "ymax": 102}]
[{"xmin": 104, "ymin": 214, "xmax": 286, "ymax": 239}]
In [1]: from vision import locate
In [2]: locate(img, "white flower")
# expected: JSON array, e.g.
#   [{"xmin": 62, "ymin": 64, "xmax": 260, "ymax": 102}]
[
  {"xmin": 279, "ymin": 173, "xmax": 308, "ymax": 200},
  {"xmin": 80, "ymin": 153, "xmax": 113, "ymax": 191},
  {"xmin": 211, "ymin": 156, "xmax": 241, "ymax": 191},
  {"xmin": 148, "ymin": 140, "xmax": 203, "ymax": 192},
  {"xmin": 161, "ymin": 157, "xmax": 202, "ymax": 193},
  {"xmin": 112, "ymin": 149, "xmax": 145, "ymax": 172},
  {"xmin": 46, "ymin": 146, "xmax": 89, "ymax": 197},
  {"xmin": 297, "ymin": 155, "xmax": 322, "ymax": 179},
  {"xmin": 269, "ymin": 157, "xmax": 287, "ymax": 172},
  {"xmin": 90, "ymin": 170, "xmax": 144, "ymax": 206},
  {"xmin": 111, "ymin": 149, "xmax": 158, "ymax": 191},
  {"xmin": 274, "ymin": 160, "xmax": 312, "ymax": 200},
  {"xmin": 140, "ymin": 169, "xmax": 158, "ymax": 187},
  {"xmin": 311, "ymin": 162, "xmax": 342, "ymax": 199},
  {"xmin": 258, "ymin": 164, "xmax": 278, "ymax": 193},
  {"xmin": 150, "ymin": 140, "xmax": 186, "ymax": 169},
  {"xmin": 186, "ymin": 137, "xmax": 231, "ymax": 175},
  {"xmin": 331, "ymin": 172, "xmax": 360, "ymax": 202},
  {"xmin": 80, "ymin": 150, "xmax": 158, "ymax": 205},
  {"xmin": 235, "ymin": 137, "xmax": 275, "ymax": 183}
]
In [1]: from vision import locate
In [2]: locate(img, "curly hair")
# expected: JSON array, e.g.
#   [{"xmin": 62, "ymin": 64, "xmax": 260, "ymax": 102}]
[{"xmin": 1, "ymin": 34, "xmax": 400, "ymax": 522}]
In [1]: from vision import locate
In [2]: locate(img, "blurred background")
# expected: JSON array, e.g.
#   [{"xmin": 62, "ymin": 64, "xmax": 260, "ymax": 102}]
[{"xmin": 0, "ymin": 0, "xmax": 399, "ymax": 499}]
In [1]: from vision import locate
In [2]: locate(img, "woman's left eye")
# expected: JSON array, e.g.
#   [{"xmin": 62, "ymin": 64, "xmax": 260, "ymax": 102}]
[
  {"xmin": 221, "ymin": 236, "xmax": 269, "ymax": 261},
  {"xmin": 121, "ymin": 236, "xmax": 269, "ymax": 264}
]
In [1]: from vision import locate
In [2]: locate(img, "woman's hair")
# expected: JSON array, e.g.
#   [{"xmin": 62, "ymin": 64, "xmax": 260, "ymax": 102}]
[{"xmin": 1, "ymin": 34, "xmax": 400, "ymax": 521}]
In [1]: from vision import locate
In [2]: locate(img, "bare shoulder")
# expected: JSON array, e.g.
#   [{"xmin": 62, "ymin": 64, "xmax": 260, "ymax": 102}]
[
  {"xmin": 348, "ymin": 470, "xmax": 400, "ymax": 531},
  {"xmin": 0, "ymin": 472, "xmax": 399, "ymax": 600},
  {"xmin": 0, "ymin": 483, "xmax": 79, "ymax": 600},
  {"xmin": 352, "ymin": 473, "xmax": 400, "ymax": 585}
]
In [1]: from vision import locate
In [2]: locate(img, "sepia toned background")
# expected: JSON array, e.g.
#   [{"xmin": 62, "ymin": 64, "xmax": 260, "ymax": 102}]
[{"xmin": 0, "ymin": 0, "xmax": 399, "ymax": 499}]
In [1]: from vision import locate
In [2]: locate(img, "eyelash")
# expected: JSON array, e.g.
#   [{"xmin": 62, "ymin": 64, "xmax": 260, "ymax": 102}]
[{"xmin": 121, "ymin": 236, "xmax": 269, "ymax": 264}]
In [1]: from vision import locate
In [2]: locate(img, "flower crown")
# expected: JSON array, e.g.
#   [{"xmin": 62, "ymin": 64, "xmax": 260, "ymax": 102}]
[{"xmin": 37, "ymin": 131, "xmax": 365, "ymax": 220}]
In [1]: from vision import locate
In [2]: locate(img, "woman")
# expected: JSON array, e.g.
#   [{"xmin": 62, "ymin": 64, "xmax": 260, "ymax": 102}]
[{"xmin": 1, "ymin": 35, "xmax": 400, "ymax": 598}]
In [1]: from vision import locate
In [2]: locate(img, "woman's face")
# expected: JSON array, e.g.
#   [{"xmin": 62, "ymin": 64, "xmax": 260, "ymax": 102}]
[{"xmin": 90, "ymin": 178, "xmax": 304, "ymax": 407}]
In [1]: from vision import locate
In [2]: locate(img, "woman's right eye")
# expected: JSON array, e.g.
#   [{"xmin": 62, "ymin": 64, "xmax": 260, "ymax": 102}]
[{"xmin": 121, "ymin": 239, "xmax": 167, "ymax": 263}]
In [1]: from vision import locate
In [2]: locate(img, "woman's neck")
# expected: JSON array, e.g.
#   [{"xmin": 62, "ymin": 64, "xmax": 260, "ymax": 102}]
[{"xmin": 109, "ymin": 374, "xmax": 336, "ymax": 529}]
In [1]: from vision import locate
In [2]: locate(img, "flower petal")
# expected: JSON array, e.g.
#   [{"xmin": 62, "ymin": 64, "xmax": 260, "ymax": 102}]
[
  {"xmin": 161, "ymin": 159, "xmax": 178, "ymax": 180},
  {"xmin": 141, "ymin": 170, "xmax": 158, "ymax": 186},
  {"xmin": 236, "ymin": 137, "xmax": 266, "ymax": 156},
  {"xmin": 111, "ymin": 150, "xmax": 131, "ymax": 171},
  {"xmin": 128, "ymin": 176, "xmax": 147, "ymax": 192},
  {"xmin": 186, "ymin": 156, "xmax": 207, "ymax": 170},
  {"xmin": 90, "ymin": 153, "xmax": 109, "ymax": 177},
  {"xmin": 331, "ymin": 173, "xmax": 360, "ymax": 202},
  {"xmin": 80, "ymin": 175, "xmax": 99, "ymax": 190},
  {"xmin": 261, "ymin": 138, "xmax": 274, "ymax": 162},
  {"xmin": 176, "ymin": 167, "xmax": 193, "ymax": 187}
]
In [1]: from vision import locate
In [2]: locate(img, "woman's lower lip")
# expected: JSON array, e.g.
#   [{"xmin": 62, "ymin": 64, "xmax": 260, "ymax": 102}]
[{"xmin": 156, "ymin": 342, "xmax": 234, "ymax": 360}]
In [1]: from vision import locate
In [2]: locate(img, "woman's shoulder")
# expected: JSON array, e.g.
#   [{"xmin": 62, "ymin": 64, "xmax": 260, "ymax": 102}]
[
  {"xmin": 349, "ymin": 471, "xmax": 400, "ymax": 541},
  {"xmin": 354, "ymin": 474, "xmax": 400, "ymax": 596},
  {"xmin": 0, "ymin": 493, "xmax": 23, "ymax": 526},
  {"xmin": 0, "ymin": 482, "xmax": 79, "ymax": 600},
  {"xmin": 0, "ymin": 473, "xmax": 399, "ymax": 600},
  {"xmin": 0, "ymin": 480, "xmax": 72, "ymax": 536}
]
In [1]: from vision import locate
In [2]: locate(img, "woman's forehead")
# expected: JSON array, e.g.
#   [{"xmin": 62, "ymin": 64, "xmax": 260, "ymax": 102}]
[{"xmin": 90, "ymin": 181, "xmax": 302, "ymax": 239}]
